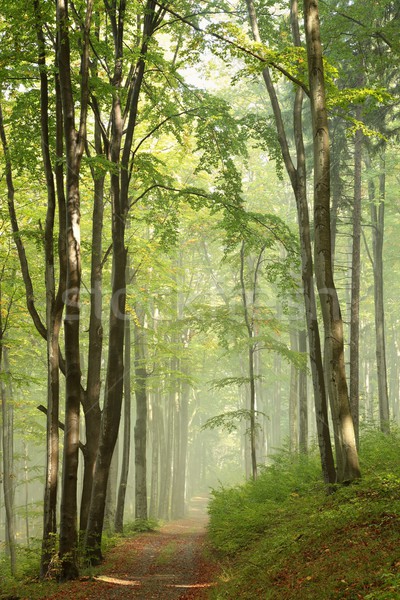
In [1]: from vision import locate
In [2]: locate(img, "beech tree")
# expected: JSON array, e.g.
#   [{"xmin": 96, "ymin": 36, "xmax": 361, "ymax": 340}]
[
  {"xmin": 304, "ymin": 0, "xmax": 360, "ymax": 482},
  {"xmin": 244, "ymin": 0, "xmax": 336, "ymax": 482}
]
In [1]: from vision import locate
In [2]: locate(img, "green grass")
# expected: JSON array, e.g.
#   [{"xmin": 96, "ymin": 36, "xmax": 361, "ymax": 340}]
[{"xmin": 207, "ymin": 428, "xmax": 400, "ymax": 599}]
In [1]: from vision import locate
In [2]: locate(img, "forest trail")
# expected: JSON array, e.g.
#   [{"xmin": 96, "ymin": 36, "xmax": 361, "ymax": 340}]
[{"xmin": 42, "ymin": 497, "xmax": 217, "ymax": 600}]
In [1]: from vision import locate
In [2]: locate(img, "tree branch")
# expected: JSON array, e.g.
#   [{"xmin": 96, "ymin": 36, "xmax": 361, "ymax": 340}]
[
  {"xmin": 37, "ymin": 405, "xmax": 86, "ymax": 453},
  {"xmin": 153, "ymin": 1, "xmax": 309, "ymax": 95}
]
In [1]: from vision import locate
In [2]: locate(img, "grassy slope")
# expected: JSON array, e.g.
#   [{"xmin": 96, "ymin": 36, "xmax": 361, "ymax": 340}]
[{"xmin": 207, "ymin": 430, "xmax": 400, "ymax": 599}]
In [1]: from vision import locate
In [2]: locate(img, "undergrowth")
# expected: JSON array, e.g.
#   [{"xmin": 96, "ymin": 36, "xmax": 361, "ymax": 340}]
[{"xmin": 208, "ymin": 428, "xmax": 400, "ymax": 599}]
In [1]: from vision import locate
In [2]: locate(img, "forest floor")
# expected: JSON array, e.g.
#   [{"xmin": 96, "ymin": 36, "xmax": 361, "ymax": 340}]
[{"xmin": 27, "ymin": 496, "xmax": 218, "ymax": 600}]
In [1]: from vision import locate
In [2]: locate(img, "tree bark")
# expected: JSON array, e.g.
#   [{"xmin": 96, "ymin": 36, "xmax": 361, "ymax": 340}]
[
  {"xmin": 366, "ymin": 148, "xmax": 390, "ymax": 433},
  {"xmin": 33, "ymin": 2, "xmax": 68, "ymax": 574},
  {"xmin": 289, "ymin": 331, "xmax": 299, "ymax": 453},
  {"xmin": 134, "ymin": 310, "xmax": 148, "ymax": 521},
  {"xmin": 115, "ymin": 314, "xmax": 132, "ymax": 533},
  {"xmin": 79, "ymin": 140, "xmax": 104, "ymax": 534},
  {"xmin": 171, "ymin": 340, "xmax": 190, "ymax": 519},
  {"xmin": 298, "ymin": 329, "xmax": 308, "ymax": 453},
  {"xmin": 1, "ymin": 345, "xmax": 16, "ymax": 576},
  {"xmin": 57, "ymin": 0, "xmax": 93, "ymax": 579},
  {"xmin": 84, "ymin": 1, "xmax": 161, "ymax": 562},
  {"xmin": 158, "ymin": 374, "xmax": 173, "ymax": 519},
  {"xmin": 349, "ymin": 109, "xmax": 363, "ymax": 448},
  {"xmin": 245, "ymin": 0, "xmax": 336, "ymax": 483},
  {"xmin": 149, "ymin": 390, "xmax": 160, "ymax": 519},
  {"xmin": 239, "ymin": 241, "xmax": 258, "ymax": 479},
  {"xmin": 304, "ymin": 0, "xmax": 360, "ymax": 482}
]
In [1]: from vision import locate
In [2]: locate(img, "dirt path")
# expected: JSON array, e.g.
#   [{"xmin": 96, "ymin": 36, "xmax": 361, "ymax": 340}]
[{"xmin": 43, "ymin": 498, "xmax": 217, "ymax": 600}]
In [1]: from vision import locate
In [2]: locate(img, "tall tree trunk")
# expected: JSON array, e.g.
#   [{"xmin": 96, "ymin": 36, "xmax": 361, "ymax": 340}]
[
  {"xmin": 171, "ymin": 361, "xmax": 182, "ymax": 517},
  {"xmin": 158, "ymin": 376, "xmax": 173, "ymax": 520},
  {"xmin": 1, "ymin": 345, "xmax": 16, "ymax": 576},
  {"xmin": 245, "ymin": 0, "xmax": 336, "ymax": 483},
  {"xmin": 390, "ymin": 329, "xmax": 400, "ymax": 422},
  {"xmin": 330, "ymin": 118, "xmax": 345, "ymax": 267},
  {"xmin": 33, "ymin": 2, "xmax": 67, "ymax": 574},
  {"xmin": 289, "ymin": 331, "xmax": 299, "ymax": 453},
  {"xmin": 171, "ymin": 347, "xmax": 190, "ymax": 519},
  {"xmin": 350, "ymin": 110, "xmax": 363, "ymax": 448},
  {"xmin": 149, "ymin": 389, "xmax": 160, "ymax": 519},
  {"xmin": 367, "ymin": 148, "xmax": 390, "ymax": 433},
  {"xmin": 298, "ymin": 329, "xmax": 308, "ymax": 453},
  {"xmin": 304, "ymin": 0, "xmax": 360, "ymax": 482},
  {"xmin": 57, "ymin": 0, "xmax": 93, "ymax": 579},
  {"xmin": 115, "ymin": 315, "xmax": 132, "ymax": 533},
  {"xmin": 0, "ymin": 81, "xmax": 66, "ymax": 575},
  {"xmin": 80, "ymin": 126, "xmax": 104, "ymax": 533},
  {"xmin": 134, "ymin": 311, "xmax": 148, "ymax": 521},
  {"xmin": 84, "ymin": 241, "xmax": 126, "ymax": 564},
  {"xmin": 85, "ymin": 1, "xmax": 160, "ymax": 562},
  {"xmin": 239, "ymin": 241, "xmax": 257, "ymax": 479},
  {"xmin": 23, "ymin": 442, "xmax": 30, "ymax": 547},
  {"xmin": 271, "ymin": 349, "xmax": 282, "ymax": 452},
  {"xmin": 104, "ymin": 445, "xmax": 119, "ymax": 532}
]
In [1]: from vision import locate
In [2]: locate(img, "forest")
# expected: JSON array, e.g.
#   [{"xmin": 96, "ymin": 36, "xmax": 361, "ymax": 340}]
[{"xmin": 0, "ymin": 0, "xmax": 399, "ymax": 598}]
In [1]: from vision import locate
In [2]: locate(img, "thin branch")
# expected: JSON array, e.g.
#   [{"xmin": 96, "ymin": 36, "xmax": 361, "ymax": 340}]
[
  {"xmin": 153, "ymin": 1, "xmax": 309, "ymax": 95},
  {"xmin": 131, "ymin": 108, "xmax": 198, "ymax": 159},
  {"xmin": 325, "ymin": 4, "xmax": 395, "ymax": 50},
  {"xmin": 37, "ymin": 405, "xmax": 86, "ymax": 453}
]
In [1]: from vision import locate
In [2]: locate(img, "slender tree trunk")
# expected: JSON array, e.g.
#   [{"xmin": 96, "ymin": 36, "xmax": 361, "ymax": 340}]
[
  {"xmin": 23, "ymin": 442, "xmax": 30, "ymax": 547},
  {"xmin": 84, "ymin": 242, "xmax": 126, "ymax": 563},
  {"xmin": 158, "ymin": 377, "xmax": 173, "ymax": 519},
  {"xmin": 171, "ymin": 363, "xmax": 182, "ymax": 517},
  {"xmin": 239, "ymin": 241, "xmax": 257, "ymax": 479},
  {"xmin": 304, "ymin": 0, "xmax": 360, "ymax": 482},
  {"xmin": 289, "ymin": 331, "xmax": 299, "ymax": 452},
  {"xmin": 1, "ymin": 346, "xmax": 16, "ymax": 576},
  {"xmin": 330, "ymin": 119, "xmax": 344, "ymax": 267},
  {"xmin": 33, "ymin": 3, "xmax": 67, "ymax": 574},
  {"xmin": 104, "ymin": 446, "xmax": 119, "ymax": 532},
  {"xmin": 171, "ymin": 349, "xmax": 190, "ymax": 519},
  {"xmin": 367, "ymin": 148, "xmax": 390, "ymax": 433},
  {"xmin": 57, "ymin": 0, "xmax": 93, "ymax": 579},
  {"xmin": 272, "ymin": 349, "xmax": 282, "ymax": 452},
  {"xmin": 350, "ymin": 111, "xmax": 363, "ymax": 448},
  {"xmin": 149, "ymin": 390, "xmax": 160, "ymax": 519},
  {"xmin": 245, "ymin": 0, "xmax": 336, "ymax": 483},
  {"xmin": 80, "ymin": 138, "xmax": 104, "ymax": 534},
  {"xmin": 85, "ymin": 1, "xmax": 160, "ymax": 561},
  {"xmin": 390, "ymin": 330, "xmax": 400, "ymax": 422},
  {"xmin": 115, "ymin": 315, "xmax": 132, "ymax": 533},
  {"xmin": 298, "ymin": 329, "xmax": 308, "ymax": 453},
  {"xmin": 134, "ymin": 312, "xmax": 148, "ymax": 521}
]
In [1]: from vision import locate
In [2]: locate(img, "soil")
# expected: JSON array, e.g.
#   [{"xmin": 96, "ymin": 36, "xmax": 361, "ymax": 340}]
[{"xmin": 41, "ymin": 497, "xmax": 218, "ymax": 600}]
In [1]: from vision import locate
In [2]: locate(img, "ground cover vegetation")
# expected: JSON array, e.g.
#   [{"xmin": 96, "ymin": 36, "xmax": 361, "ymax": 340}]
[
  {"xmin": 0, "ymin": 0, "xmax": 399, "ymax": 596},
  {"xmin": 208, "ymin": 429, "xmax": 400, "ymax": 599}
]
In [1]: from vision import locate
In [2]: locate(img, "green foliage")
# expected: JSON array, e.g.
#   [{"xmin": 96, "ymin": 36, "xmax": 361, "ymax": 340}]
[
  {"xmin": 202, "ymin": 408, "xmax": 267, "ymax": 434},
  {"xmin": 240, "ymin": 113, "xmax": 284, "ymax": 178},
  {"xmin": 208, "ymin": 430, "xmax": 400, "ymax": 599},
  {"xmin": 0, "ymin": 537, "xmax": 43, "ymax": 590},
  {"xmin": 208, "ymin": 448, "xmax": 322, "ymax": 555},
  {"xmin": 124, "ymin": 518, "xmax": 159, "ymax": 534}
]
